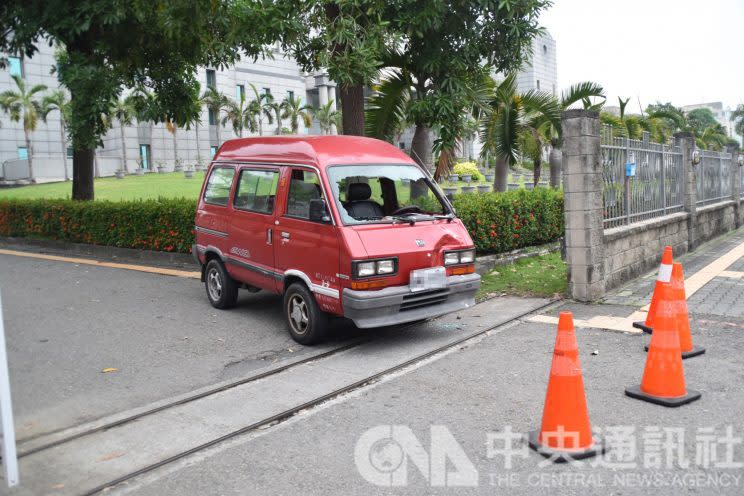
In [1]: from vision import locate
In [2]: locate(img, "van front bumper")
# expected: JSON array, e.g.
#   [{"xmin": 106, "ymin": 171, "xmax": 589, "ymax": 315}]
[{"xmin": 341, "ymin": 273, "xmax": 481, "ymax": 328}]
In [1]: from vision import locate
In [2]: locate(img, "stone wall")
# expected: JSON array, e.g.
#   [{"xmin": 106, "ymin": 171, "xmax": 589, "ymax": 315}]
[
  {"xmin": 603, "ymin": 213, "xmax": 689, "ymax": 292},
  {"xmin": 696, "ymin": 201, "xmax": 737, "ymax": 245},
  {"xmin": 562, "ymin": 109, "xmax": 744, "ymax": 301}
]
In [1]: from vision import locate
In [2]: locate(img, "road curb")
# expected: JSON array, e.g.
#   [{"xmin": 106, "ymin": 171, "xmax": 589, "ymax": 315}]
[{"xmin": 0, "ymin": 236, "xmax": 195, "ymax": 268}]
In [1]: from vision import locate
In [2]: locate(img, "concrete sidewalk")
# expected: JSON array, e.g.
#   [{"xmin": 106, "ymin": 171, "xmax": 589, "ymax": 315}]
[{"xmin": 123, "ymin": 229, "xmax": 744, "ymax": 495}]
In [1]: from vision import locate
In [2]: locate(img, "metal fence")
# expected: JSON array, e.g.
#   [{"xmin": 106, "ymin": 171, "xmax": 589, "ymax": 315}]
[
  {"xmin": 696, "ymin": 150, "xmax": 732, "ymax": 206},
  {"xmin": 601, "ymin": 126, "xmax": 684, "ymax": 229}
]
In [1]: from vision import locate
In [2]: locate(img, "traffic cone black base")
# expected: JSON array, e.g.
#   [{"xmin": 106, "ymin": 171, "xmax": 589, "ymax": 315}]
[
  {"xmin": 527, "ymin": 431, "xmax": 606, "ymax": 463},
  {"xmin": 643, "ymin": 344, "xmax": 706, "ymax": 359},
  {"xmin": 625, "ymin": 385, "xmax": 701, "ymax": 407},
  {"xmin": 633, "ymin": 321, "xmax": 653, "ymax": 334}
]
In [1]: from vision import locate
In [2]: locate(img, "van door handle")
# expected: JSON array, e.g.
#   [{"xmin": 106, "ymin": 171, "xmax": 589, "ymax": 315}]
[
  {"xmin": 266, "ymin": 228, "xmax": 272, "ymax": 245},
  {"xmin": 281, "ymin": 231, "xmax": 290, "ymax": 239}
]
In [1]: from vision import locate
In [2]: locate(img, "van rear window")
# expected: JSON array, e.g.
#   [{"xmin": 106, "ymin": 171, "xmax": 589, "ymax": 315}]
[{"xmin": 204, "ymin": 167, "xmax": 235, "ymax": 206}]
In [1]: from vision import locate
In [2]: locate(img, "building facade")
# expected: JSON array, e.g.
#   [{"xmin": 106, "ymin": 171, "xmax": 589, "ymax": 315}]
[
  {"xmin": 515, "ymin": 31, "xmax": 558, "ymax": 96},
  {"xmin": 0, "ymin": 43, "xmax": 336, "ymax": 181}
]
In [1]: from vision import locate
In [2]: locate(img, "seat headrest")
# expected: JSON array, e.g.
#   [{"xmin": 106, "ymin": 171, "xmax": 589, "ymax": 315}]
[{"xmin": 348, "ymin": 183, "xmax": 372, "ymax": 202}]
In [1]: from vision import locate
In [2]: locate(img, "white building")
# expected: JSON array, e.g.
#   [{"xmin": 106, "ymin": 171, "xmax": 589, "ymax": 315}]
[
  {"xmin": 515, "ymin": 31, "xmax": 558, "ymax": 96},
  {"xmin": 0, "ymin": 43, "xmax": 336, "ymax": 181}
]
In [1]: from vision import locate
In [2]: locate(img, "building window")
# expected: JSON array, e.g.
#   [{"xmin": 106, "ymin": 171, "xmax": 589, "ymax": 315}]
[
  {"xmin": 210, "ymin": 145, "xmax": 218, "ymax": 158},
  {"xmin": 206, "ymin": 69, "xmax": 216, "ymax": 89},
  {"xmin": 17, "ymin": 147, "xmax": 28, "ymax": 160},
  {"xmin": 543, "ymin": 44, "xmax": 547, "ymax": 54},
  {"xmin": 399, "ymin": 142, "xmax": 405, "ymax": 150},
  {"xmin": 67, "ymin": 147, "xmax": 73, "ymax": 159},
  {"xmin": 236, "ymin": 84, "xmax": 245, "ymax": 102},
  {"xmin": 139, "ymin": 144, "xmax": 151, "ymax": 169},
  {"xmin": 8, "ymin": 56, "xmax": 23, "ymax": 78},
  {"xmin": 208, "ymin": 108, "xmax": 217, "ymax": 126},
  {"xmin": 263, "ymin": 87, "xmax": 271, "ymax": 97},
  {"xmin": 287, "ymin": 90, "xmax": 294, "ymax": 101},
  {"xmin": 536, "ymin": 80, "xmax": 540, "ymax": 90}
]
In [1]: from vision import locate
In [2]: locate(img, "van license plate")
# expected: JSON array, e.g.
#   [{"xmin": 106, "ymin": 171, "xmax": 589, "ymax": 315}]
[{"xmin": 409, "ymin": 267, "xmax": 446, "ymax": 293}]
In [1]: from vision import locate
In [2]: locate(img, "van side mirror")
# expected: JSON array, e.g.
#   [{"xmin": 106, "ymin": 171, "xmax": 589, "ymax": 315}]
[{"xmin": 309, "ymin": 199, "xmax": 331, "ymax": 223}]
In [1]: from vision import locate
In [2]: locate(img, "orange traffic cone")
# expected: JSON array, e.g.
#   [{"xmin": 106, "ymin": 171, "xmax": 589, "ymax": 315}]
[
  {"xmin": 633, "ymin": 246, "xmax": 674, "ymax": 334},
  {"xmin": 626, "ymin": 282, "xmax": 701, "ymax": 407},
  {"xmin": 528, "ymin": 312, "xmax": 606, "ymax": 462},
  {"xmin": 644, "ymin": 263, "xmax": 705, "ymax": 359}
]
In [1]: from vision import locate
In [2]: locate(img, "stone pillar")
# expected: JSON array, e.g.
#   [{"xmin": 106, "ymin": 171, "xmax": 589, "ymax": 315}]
[
  {"xmin": 675, "ymin": 132, "xmax": 697, "ymax": 250},
  {"xmin": 562, "ymin": 109, "xmax": 605, "ymax": 301},
  {"xmin": 328, "ymin": 84, "xmax": 338, "ymax": 134},
  {"xmin": 728, "ymin": 143, "xmax": 742, "ymax": 227},
  {"xmin": 318, "ymin": 85, "xmax": 329, "ymax": 107}
]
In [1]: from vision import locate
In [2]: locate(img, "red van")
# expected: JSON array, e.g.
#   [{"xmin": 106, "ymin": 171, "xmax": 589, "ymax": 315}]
[{"xmin": 193, "ymin": 136, "xmax": 480, "ymax": 344}]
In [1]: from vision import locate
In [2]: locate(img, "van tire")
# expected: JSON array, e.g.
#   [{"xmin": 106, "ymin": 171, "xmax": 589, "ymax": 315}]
[
  {"xmin": 205, "ymin": 259, "xmax": 239, "ymax": 309},
  {"xmin": 283, "ymin": 282, "xmax": 328, "ymax": 345}
]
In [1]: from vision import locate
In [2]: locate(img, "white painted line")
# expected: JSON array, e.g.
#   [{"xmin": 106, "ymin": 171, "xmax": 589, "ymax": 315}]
[{"xmin": 0, "ymin": 290, "xmax": 19, "ymax": 487}]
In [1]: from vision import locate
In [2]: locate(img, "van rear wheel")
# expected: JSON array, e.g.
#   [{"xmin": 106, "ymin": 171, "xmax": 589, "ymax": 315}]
[
  {"xmin": 205, "ymin": 259, "xmax": 239, "ymax": 309},
  {"xmin": 283, "ymin": 282, "xmax": 328, "ymax": 345}
]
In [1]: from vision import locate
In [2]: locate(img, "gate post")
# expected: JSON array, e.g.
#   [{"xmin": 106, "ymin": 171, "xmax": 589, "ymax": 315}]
[
  {"xmin": 675, "ymin": 132, "xmax": 697, "ymax": 250},
  {"xmin": 562, "ymin": 109, "xmax": 605, "ymax": 301},
  {"xmin": 728, "ymin": 143, "xmax": 742, "ymax": 228}
]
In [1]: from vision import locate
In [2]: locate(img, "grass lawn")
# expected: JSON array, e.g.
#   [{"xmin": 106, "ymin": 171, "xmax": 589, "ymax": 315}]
[
  {"xmin": 0, "ymin": 172, "xmax": 207, "ymax": 201},
  {"xmin": 477, "ymin": 251, "xmax": 566, "ymax": 300}
]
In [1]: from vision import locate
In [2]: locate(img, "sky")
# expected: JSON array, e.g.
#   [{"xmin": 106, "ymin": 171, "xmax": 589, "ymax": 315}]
[{"xmin": 539, "ymin": 0, "xmax": 744, "ymax": 112}]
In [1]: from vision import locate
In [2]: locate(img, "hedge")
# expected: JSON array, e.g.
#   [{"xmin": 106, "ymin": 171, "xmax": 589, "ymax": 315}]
[
  {"xmin": 0, "ymin": 189, "xmax": 563, "ymax": 256},
  {"xmin": 0, "ymin": 198, "xmax": 196, "ymax": 253},
  {"xmin": 452, "ymin": 188, "xmax": 564, "ymax": 253}
]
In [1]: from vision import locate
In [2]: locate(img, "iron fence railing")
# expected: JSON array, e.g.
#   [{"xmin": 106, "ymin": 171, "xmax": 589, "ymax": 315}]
[
  {"xmin": 696, "ymin": 150, "xmax": 732, "ymax": 206},
  {"xmin": 601, "ymin": 126, "xmax": 684, "ymax": 229}
]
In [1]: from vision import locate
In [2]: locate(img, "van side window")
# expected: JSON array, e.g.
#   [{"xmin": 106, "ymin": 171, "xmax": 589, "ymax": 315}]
[
  {"xmin": 286, "ymin": 169, "xmax": 322, "ymax": 220},
  {"xmin": 204, "ymin": 167, "xmax": 235, "ymax": 206},
  {"xmin": 234, "ymin": 169, "xmax": 279, "ymax": 214}
]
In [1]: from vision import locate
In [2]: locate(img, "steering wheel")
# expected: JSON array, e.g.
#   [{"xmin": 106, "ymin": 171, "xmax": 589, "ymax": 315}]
[{"xmin": 390, "ymin": 205, "xmax": 423, "ymax": 216}]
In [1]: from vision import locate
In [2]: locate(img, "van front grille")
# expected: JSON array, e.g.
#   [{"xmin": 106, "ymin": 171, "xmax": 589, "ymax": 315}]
[{"xmin": 400, "ymin": 289, "xmax": 450, "ymax": 311}]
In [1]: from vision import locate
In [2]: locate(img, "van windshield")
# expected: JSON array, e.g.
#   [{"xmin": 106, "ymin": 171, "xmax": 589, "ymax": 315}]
[{"xmin": 327, "ymin": 164, "xmax": 451, "ymax": 225}]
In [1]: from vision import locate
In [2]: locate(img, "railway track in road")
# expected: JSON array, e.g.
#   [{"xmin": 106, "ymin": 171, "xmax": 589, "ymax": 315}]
[{"xmin": 20, "ymin": 298, "xmax": 560, "ymax": 496}]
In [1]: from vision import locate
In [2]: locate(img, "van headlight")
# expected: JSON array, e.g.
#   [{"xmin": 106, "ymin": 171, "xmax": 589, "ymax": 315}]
[
  {"xmin": 352, "ymin": 258, "xmax": 398, "ymax": 278},
  {"xmin": 444, "ymin": 249, "xmax": 476, "ymax": 265}
]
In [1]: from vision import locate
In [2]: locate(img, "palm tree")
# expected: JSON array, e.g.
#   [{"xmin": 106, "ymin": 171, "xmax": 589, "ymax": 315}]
[
  {"xmin": 281, "ymin": 95, "xmax": 313, "ymax": 134},
  {"xmin": 248, "ymin": 84, "xmax": 274, "ymax": 136},
  {"xmin": 201, "ymin": 87, "xmax": 229, "ymax": 146},
  {"xmin": 312, "ymin": 100, "xmax": 341, "ymax": 135},
  {"xmin": 697, "ymin": 123, "xmax": 729, "ymax": 151},
  {"xmin": 41, "ymin": 89, "xmax": 71, "ymax": 181},
  {"xmin": 479, "ymin": 74, "xmax": 561, "ymax": 192},
  {"xmin": 221, "ymin": 93, "xmax": 256, "ymax": 138},
  {"xmin": 0, "ymin": 75, "xmax": 48, "ymax": 181},
  {"xmin": 732, "ymin": 104, "xmax": 744, "ymax": 145},
  {"xmin": 541, "ymin": 81, "xmax": 605, "ymax": 187},
  {"xmin": 110, "ymin": 97, "xmax": 135, "ymax": 173},
  {"xmin": 267, "ymin": 96, "xmax": 283, "ymax": 135}
]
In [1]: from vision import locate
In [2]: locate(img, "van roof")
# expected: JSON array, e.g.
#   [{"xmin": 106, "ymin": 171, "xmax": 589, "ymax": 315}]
[{"xmin": 213, "ymin": 135, "xmax": 418, "ymax": 169}]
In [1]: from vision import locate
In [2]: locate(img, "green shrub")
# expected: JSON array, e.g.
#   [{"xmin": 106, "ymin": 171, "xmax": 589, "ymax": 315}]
[
  {"xmin": 453, "ymin": 188, "xmax": 564, "ymax": 254},
  {"xmin": 452, "ymin": 161, "xmax": 482, "ymax": 181},
  {"xmin": 0, "ymin": 198, "xmax": 196, "ymax": 253},
  {"xmin": 0, "ymin": 189, "xmax": 564, "ymax": 256}
]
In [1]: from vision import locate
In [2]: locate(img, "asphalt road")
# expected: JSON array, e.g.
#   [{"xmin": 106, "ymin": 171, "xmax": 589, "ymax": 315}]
[{"xmin": 0, "ymin": 253, "xmax": 364, "ymax": 441}]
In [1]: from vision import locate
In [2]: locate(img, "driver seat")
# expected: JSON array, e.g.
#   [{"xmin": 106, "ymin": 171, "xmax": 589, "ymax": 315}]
[{"xmin": 345, "ymin": 183, "xmax": 384, "ymax": 219}]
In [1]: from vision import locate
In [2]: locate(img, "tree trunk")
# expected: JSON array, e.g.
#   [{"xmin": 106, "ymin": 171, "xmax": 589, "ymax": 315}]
[
  {"xmin": 59, "ymin": 123, "xmax": 69, "ymax": 181},
  {"xmin": 172, "ymin": 129, "xmax": 178, "ymax": 166},
  {"xmin": 195, "ymin": 122, "xmax": 202, "ymax": 164},
  {"xmin": 72, "ymin": 148, "xmax": 95, "ymax": 200},
  {"xmin": 24, "ymin": 130, "xmax": 34, "ymax": 182},
  {"xmin": 494, "ymin": 156, "xmax": 509, "ymax": 192},
  {"xmin": 549, "ymin": 146, "xmax": 562, "ymax": 188},
  {"xmin": 120, "ymin": 122, "xmax": 128, "ymax": 173},
  {"xmin": 258, "ymin": 116, "xmax": 263, "ymax": 136},
  {"xmin": 410, "ymin": 125, "xmax": 433, "ymax": 171},
  {"xmin": 533, "ymin": 156, "xmax": 541, "ymax": 186},
  {"xmin": 339, "ymin": 84, "xmax": 365, "ymax": 136}
]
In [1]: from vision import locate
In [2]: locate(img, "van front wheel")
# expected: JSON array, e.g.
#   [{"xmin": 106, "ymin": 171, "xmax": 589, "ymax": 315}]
[
  {"xmin": 283, "ymin": 282, "xmax": 328, "ymax": 345},
  {"xmin": 205, "ymin": 259, "xmax": 239, "ymax": 309}
]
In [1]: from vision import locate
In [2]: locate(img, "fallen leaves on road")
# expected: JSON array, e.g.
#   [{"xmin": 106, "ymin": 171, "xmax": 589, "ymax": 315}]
[
  {"xmin": 101, "ymin": 367, "xmax": 118, "ymax": 373},
  {"xmin": 98, "ymin": 451, "xmax": 125, "ymax": 462}
]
